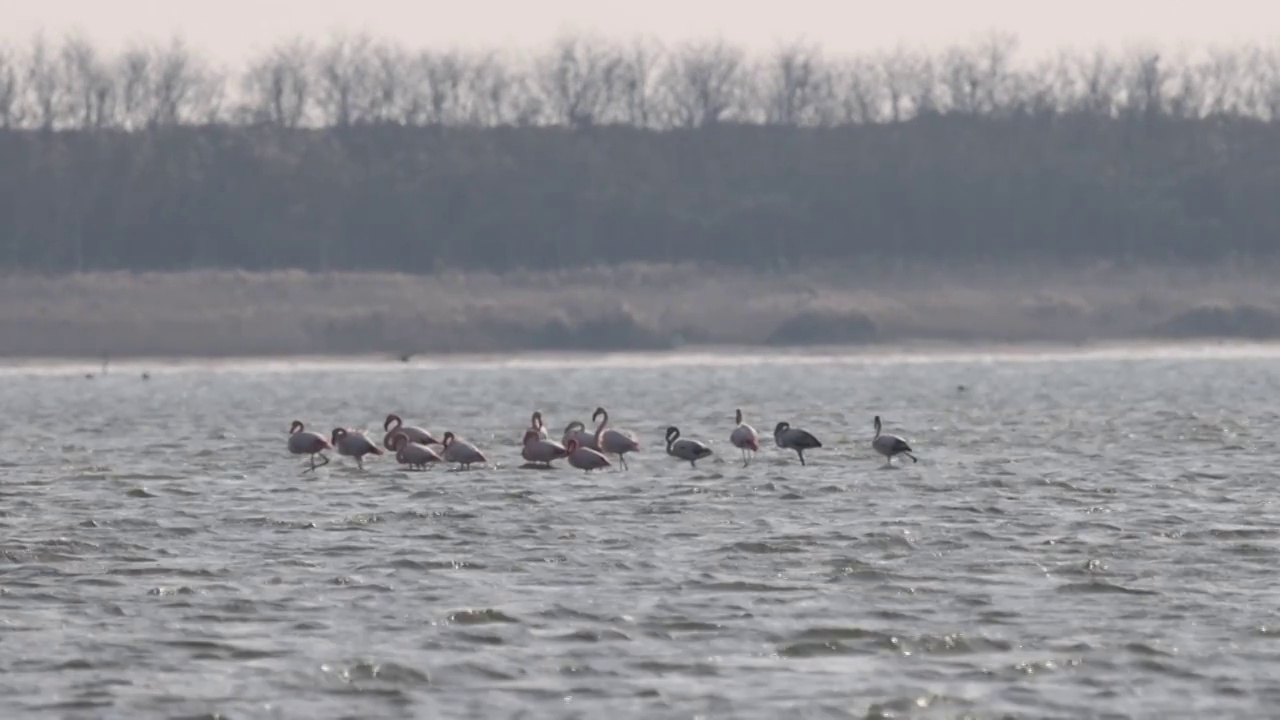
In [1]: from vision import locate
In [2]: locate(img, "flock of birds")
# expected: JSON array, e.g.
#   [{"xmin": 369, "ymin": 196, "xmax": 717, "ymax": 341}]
[{"xmin": 286, "ymin": 407, "xmax": 919, "ymax": 474}]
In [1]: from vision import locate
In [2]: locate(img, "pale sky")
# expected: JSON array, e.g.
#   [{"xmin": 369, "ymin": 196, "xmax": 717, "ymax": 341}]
[{"xmin": 2, "ymin": 0, "xmax": 1274, "ymax": 65}]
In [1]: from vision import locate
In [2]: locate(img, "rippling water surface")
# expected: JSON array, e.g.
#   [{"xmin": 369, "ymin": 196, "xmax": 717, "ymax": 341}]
[{"xmin": 5, "ymin": 346, "xmax": 1280, "ymax": 719}]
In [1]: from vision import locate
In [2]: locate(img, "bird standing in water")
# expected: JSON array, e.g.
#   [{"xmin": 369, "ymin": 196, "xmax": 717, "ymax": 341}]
[{"xmin": 872, "ymin": 415, "xmax": 917, "ymax": 466}]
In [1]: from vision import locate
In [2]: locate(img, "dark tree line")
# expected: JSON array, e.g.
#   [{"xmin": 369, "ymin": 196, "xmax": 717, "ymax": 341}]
[{"xmin": 1, "ymin": 31, "xmax": 1280, "ymax": 273}]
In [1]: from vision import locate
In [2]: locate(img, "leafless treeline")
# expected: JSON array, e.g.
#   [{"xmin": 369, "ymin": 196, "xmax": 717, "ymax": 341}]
[{"xmin": 4, "ymin": 31, "xmax": 1280, "ymax": 130}]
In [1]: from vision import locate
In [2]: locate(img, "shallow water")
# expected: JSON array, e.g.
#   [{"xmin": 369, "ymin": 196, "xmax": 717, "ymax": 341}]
[{"xmin": 4, "ymin": 346, "xmax": 1280, "ymax": 719}]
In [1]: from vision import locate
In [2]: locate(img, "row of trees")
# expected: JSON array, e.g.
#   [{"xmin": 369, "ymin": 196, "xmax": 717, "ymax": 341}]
[
  {"xmin": 3, "ymin": 31, "xmax": 1280, "ymax": 129},
  {"xmin": 1, "ymin": 32, "xmax": 1279, "ymax": 274}
]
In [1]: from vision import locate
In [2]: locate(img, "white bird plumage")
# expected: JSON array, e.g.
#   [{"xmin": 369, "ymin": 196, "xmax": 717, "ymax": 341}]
[
  {"xmin": 288, "ymin": 420, "xmax": 332, "ymax": 472},
  {"xmin": 665, "ymin": 426, "xmax": 713, "ymax": 468},
  {"xmin": 528, "ymin": 411, "xmax": 550, "ymax": 439},
  {"xmin": 330, "ymin": 427, "xmax": 384, "ymax": 469},
  {"xmin": 390, "ymin": 430, "xmax": 443, "ymax": 469},
  {"xmin": 565, "ymin": 437, "xmax": 611, "ymax": 472},
  {"xmin": 521, "ymin": 428, "xmax": 568, "ymax": 468},
  {"xmin": 561, "ymin": 420, "xmax": 601, "ymax": 452},
  {"xmin": 872, "ymin": 415, "xmax": 917, "ymax": 466},
  {"xmin": 441, "ymin": 431, "xmax": 487, "ymax": 470},
  {"xmin": 729, "ymin": 408, "xmax": 761, "ymax": 467},
  {"xmin": 592, "ymin": 406, "xmax": 640, "ymax": 470},
  {"xmin": 383, "ymin": 413, "xmax": 439, "ymax": 451}
]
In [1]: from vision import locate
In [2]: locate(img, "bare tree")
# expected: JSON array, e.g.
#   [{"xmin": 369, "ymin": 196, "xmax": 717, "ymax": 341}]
[
  {"xmin": 22, "ymin": 34, "xmax": 62, "ymax": 130},
  {"xmin": 973, "ymin": 32, "xmax": 1019, "ymax": 115},
  {"xmin": 1243, "ymin": 45, "xmax": 1280, "ymax": 121},
  {"xmin": 612, "ymin": 37, "xmax": 664, "ymax": 128},
  {"xmin": 760, "ymin": 39, "xmax": 832, "ymax": 126},
  {"xmin": 1163, "ymin": 51, "xmax": 1205, "ymax": 119},
  {"xmin": 313, "ymin": 32, "xmax": 378, "ymax": 126},
  {"xmin": 1005, "ymin": 53, "xmax": 1069, "ymax": 117},
  {"xmin": 903, "ymin": 51, "xmax": 942, "ymax": 117},
  {"xmin": 877, "ymin": 47, "xmax": 921, "ymax": 122},
  {"xmin": 658, "ymin": 39, "xmax": 748, "ymax": 127},
  {"xmin": 188, "ymin": 64, "xmax": 228, "ymax": 125},
  {"xmin": 240, "ymin": 39, "xmax": 313, "ymax": 127},
  {"xmin": 534, "ymin": 33, "xmax": 626, "ymax": 128},
  {"xmin": 467, "ymin": 50, "xmax": 541, "ymax": 126},
  {"xmin": 403, "ymin": 49, "xmax": 474, "ymax": 125},
  {"xmin": 2, "ymin": 30, "xmax": 1280, "ymax": 132},
  {"xmin": 1058, "ymin": 48, "xmax": 1122, "ymax": 117},
  {"xmin": 828, "ymin": 55, "xmax": 885, "ymax": 124},
  {"xmin": 143, "ymin": 36, "xmax": 220, "ymax": 126},
  {"xmin": 114, "ymin": 45, "xmax": 154, "ymax": 130},
  {"xmin": 112, "ymin": 37, "xmax": 223, "ymax": 128},
  {"xmin": 0, "ymin": 43, "xmax": 26, "ymax": 128},
  {"xmin": 58, "ymin": 34, "xmax": 114, "ymax": 129},
  {"xmin": 939, "ymin": 44, "xmax": 984, "ymax": 115},
  {"xmin": 937, "ymin": 34, "xmax": 1019, "ymax": 116},
  {"xmin": 1121, "ymin": 49, "xmax": 1168, "ymax": 119},
  {"xmin": 1193, "ymin": 46, "xmax": 1246, "ymax": 118},
  {"xmin": 362, "ymin": 41, "xmax": 411, "ymax": 124}
]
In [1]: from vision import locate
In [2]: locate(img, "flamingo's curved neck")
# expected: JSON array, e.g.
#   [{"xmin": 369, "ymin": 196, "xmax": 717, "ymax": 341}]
[{"xmin": 593, "ymin": 412, "xmax": 608, "ymax": 442}]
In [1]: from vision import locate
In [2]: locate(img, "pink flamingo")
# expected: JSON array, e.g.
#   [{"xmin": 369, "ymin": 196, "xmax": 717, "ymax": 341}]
[
  {"xmin": 529, "ymin": 411, "xmax": 549, "ymax": 439},
  {"xmin": 521, "ymin": 428, "xmax": 568, "ymax": 468},
  {"xmin": 390, "ymin": 430, "xmax": 443, "ymax": 470},
  {"xmin": 330, "ymin": 427, "xmax": 383, "ymax": 469},
  {"xmin": 383, "ymin": 413, "xmax": 439, "ymax": 451},
  {"xmin": 288, "ymin": 420, "xmax": 332, "ymax": 472},
  {"xmin": 729, "ymin": 408, "xmax": 761, "ymax": 466},
  {"xmin": 592, "ymin": 406, "xmax": 640, "ymax": 470},
  {"xmin": 441, "ymin": 431, "xmax": 487, "ymax": 470},
  {"xmin": 565, "ymin": 437, "xmax": 611, "ymax": 472},
  {"xmin": 561, "ymin": 420, "xmax": 601, "ymax": 452}
]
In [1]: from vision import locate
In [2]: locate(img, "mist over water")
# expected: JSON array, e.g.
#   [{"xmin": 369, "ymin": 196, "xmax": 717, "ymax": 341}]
[{"xmin": 3, "ymin": 346, "xmax": 1278, "ymax": 718}]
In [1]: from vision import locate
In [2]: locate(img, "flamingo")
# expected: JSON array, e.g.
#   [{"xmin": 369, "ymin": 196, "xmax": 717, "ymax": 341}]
[
  {"xmin": 729, "ymin": 409, "xmax": 761, "ymax": 466},
  {"xmin": 331, "ymin": 427, "xmax": 383, "ymax": 470},
  {"xmin": 528, "ymin": 411, "xmax": 549, "ymax": 439},
  {"xmin": 441, "ymin": 431, "xmax": 487, "ymax": 470},
  {"xmin": 872, "ymin": 415, "xmax": 917, "ymax": 466},
  {"xmin": 592, "ymin": 406, "xmax": 640, "ymax": 470},
  {"xmin": 565, "ymin": 437, "xmax": 611, "ymax": 472},
  {"xmin": 773, "ymin": 421, "xmax": 822, "ymax": 466},
  {"xmin": 562, "ymin": 420, "xmax": 601, "ymax": 452},
  {"xmin": 383, "ymin": 413, "xmax": 438, "ymax": 451},
  {"xmin": 288, "ymin": 420, "xmax": 331, "ymax": 472},
  {"xmin": 521, "ymin": 428, "xmax": 568, "ymax": 468},
  {"xmin": 665, "ymin": 426, "xmax": 713, "ymax": 468},
  {"xmin": 390, "ymin": 430, "xmax": 442, "ymax": 470}
]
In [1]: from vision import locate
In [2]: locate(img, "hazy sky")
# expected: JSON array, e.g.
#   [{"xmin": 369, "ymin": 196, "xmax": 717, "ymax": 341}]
[{"xmin": 3, "ymin": 0, "xmax": 1273, "ymax": 64}]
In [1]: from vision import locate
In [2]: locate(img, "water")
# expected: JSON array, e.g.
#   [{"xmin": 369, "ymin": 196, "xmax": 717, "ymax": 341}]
[{"xmin": 4, "ymin": 345, "xmax": 1280, "ymax": 719}]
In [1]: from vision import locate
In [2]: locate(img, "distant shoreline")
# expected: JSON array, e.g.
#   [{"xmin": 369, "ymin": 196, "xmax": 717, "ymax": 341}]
[
  {"xmin": 2, "ymin": 264, "xmax": 1280, "ymax": 363},
  {"xmin": 7, "ymin": 338, "xmax": 1280, "ymax": 376}
]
